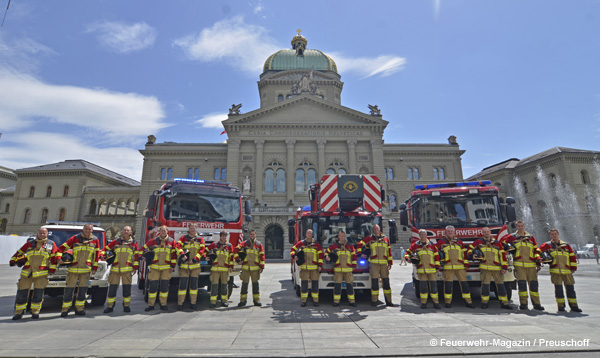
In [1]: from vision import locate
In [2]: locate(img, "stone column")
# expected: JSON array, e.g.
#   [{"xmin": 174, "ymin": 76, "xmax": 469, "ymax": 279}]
[
  {"xmin": 347, "ymin": 139, "xmax": 357, "ymax": 174},
  {"xmin": 254, "ymin": 140, "xmax": 265, "ymax": 202},
  {"xmin": 317, "ymin": 140, "xmax": 327, "ymax": 178},
  {"xmin": 371, "ymin": 139, "xmax": 386, "ymax": 186},
  {"xmin": 226, "ymin": 139, "xmax": 241, "ymax": 187},
  {"xmin": 286, "ymin": 139, "xmax": 296, "ymax": 202}
]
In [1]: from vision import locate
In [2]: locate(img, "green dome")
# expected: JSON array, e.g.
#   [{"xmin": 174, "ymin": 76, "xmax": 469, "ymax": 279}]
[{"xmin": 263, "ymin": 33, "xmax": 338, "ymax": 73}]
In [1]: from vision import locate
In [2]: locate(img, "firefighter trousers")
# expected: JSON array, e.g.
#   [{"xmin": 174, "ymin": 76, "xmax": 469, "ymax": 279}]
[
  {"xmin": 15, "ymin": 273, "xmax": 48, "ymax": 315},
  {"xmin": 147, "ymin": 268, "xmax": 172, "ymax": 307},
  {"xmin": 106, "ymin": 271, "xmax": 133, "ymax": 308},
  {"xmin": 442, "ymin": 269, "xmax": 472, "ymax": 304},
  {"xmin": 370, "ymin": 264, "xmax": 391, "ymax": 303},
  {"xmin": 210, "ymin": 271, "xmax": 229, "ymax": 304},
  {"xmin": 62, "ymin": 272, "xmax": 90, "ymax": 312},
  {"xmin": 550, "ymin": 273, "xmax": 578, "ymax": 309},
  {"xmin": 334, "ymin": 272, "xmax": 355, "ymax": 303},
  {"xmin": 178, "ymin": 268, "xmax": 201, "ymax": 305},
  {"xmin": 300, "ymin": 269, "xmax": 319, "ymax": 303},
  {"xmin": 480, "ymin": 270, "xmax": 508, "ymax": 305},
  {"xmin": 417, "ymin": 272, "xmax": 439, "ymax": 304},
  {"xmin": 240, "ymin": 269, "xmax": 261, "ymax": 303},
  {"xmin": 515, "ymin": 267, "xmax": 541, "ymax": 306}
]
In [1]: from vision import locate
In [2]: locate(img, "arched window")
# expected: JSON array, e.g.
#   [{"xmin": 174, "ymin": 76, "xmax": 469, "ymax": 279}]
[
  {"xmin": 581, "ymin": 170, "xmax": 590, "ymax": 184},
  {"xmin": 295, "ymin": 169, "xmax": 305, "ymax": 192},
  {"xmin": 127, "ymin": 200, "xmax": 136, "ymax": 215},
  {"xmin": 59, "ymin": 208, "xmax": 66, "ymax": 221},
  {"xmin": 264, "ymin": 169, "xmax": 274, "ymax": 193},
  {"xmin": 161, "ymin": 168, "xmax": 167, "ymax": 180},
  {"xmin": 549, "ymin": 174, "xmax": 557, "ymax": 188},
  {"xmin": 433, "ymin": 168, "xmax": 438, "ymax": 180},
  {"xmin": 439, "ymin": 167, "xmax": 445, "ymax": 180},
  {"xmin": 63, "ymin": 185, "xmax": 69, "ymax": 197},
  {"xmin": 296, "ymin": 161, "xmax": 316, "ymax": 192},
  {"xmin": 214, "ymin": 168, "xmax": 220, "ymax": 180},
  {"xmin": 534, "ymin": 177, "xmax": 540, "ymax": 191},
  {"xmin": 107, "ymin": 201, "xmax": 117, "ymax": 215},
  {"xmin": 40, "ymin": 208, "xmax": 48, "ymax": 223},
  {"xmin": 307, "ymin": 168, "xmax": 317, "ymax": 187},
  {"xmin": 194, "ymin": 168, "xmax": 200, "ymax": 180},
  {"xmin": 278, "ymin": 94, "xmax": 284, "ymax": 102},
  {"xmin": 414, "ymin": 168, "xmax": 420, "ymax": 180},
  {"xmin": 276, "ymin": 169, "xmax": 285, "ymax": 193},
  {"xmin": 221, "ymin": 168, "xmax": 227, "ymax": 180},
  {"xmin": 188, "ymin": 168, "xmax": 193, "ymax": 179},
  {"xmin": 523, "ymin": 181, "xmax": 528, "ymax": 194},
  {"xmin": 89, "ymin": 199, "xmax": 97, "ymax": 215},
  {"xmin": 117, "ymin": 200, "xmax": 126, "ymax": 215},
  {"xmin": 338, "ymin": 168, "xmax": 346, "ymax": 175},
  {"xmin": 167, "ymin": 169, "xmax": 173, "ymax": 180},
  {"xmin": 326, "ymin": 168, "xmax": 335, "ymax": 175},
  {"xmin": 328, "ymin": 161, "xmax": 346, "ymax": 175},
  {"xmin": 46, "ymin": 186, "xmax": 52, "ymax": 197},
  {"xmin": 98, "ymin": 200, "xmax": 107, "ymax": 215},
  {"xmin": 386, "ymin": 167, "xmax": 394, "ymax": 180},
  {"xmin": 4, "ymin": 203, "xmax": 9, "ymax": 212},
  {"xmin": 23, "ymin": 209, "xmax": 31, "ymax": 224},
  {"xmin": 408, "ymin": 168, "xmax": 413, "ymax": 180},
  {"xmin": 390, "ymin": 194, "xmax": 397, "ymax": 211},
  {"xmin": 29, "ymin": 186, "xmax": 35, "ymax": 198}
]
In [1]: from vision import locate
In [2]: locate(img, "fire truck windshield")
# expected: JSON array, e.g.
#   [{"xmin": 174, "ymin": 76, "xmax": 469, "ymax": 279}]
[
  {"xmin": 412, "ymin": 194, "xmax": 502, "ymax": 228},
  {"xmin": 302, "ymin": 215, "xmax": 382, "ymax": 250},
  {"xmin": 163, "ymin": 194, "xmax": 240, "ymax": 223}
]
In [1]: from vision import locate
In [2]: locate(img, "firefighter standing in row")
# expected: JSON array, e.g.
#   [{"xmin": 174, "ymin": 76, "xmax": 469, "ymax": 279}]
[
  {"xmin": 207, "ymin": 230, "xmax": 235, "ymax": 308},
  {"xmin": 143, "ymin": 225, "xmax": 177, "ymax": 311},
  {"xmin": 236, "ymin": 229, "xmax": 265, "ymax": 307},
  {"xmin": 103, "ymin": 226, "xmax": 140, "ymax": 314},
  {"xmin": 406, "ymin": 229, "xmax": 440, "ymax": 309},
  {"xmin": 540, "ymin": 229, "xmax": 582, "ymax": 313},
  {"xmin": 501, "ymin": 220, "xmax": 544, "ymax": 311},
  {"xmin": 57, "ymin": 223, "xmax": 101, "ymax": 317},
  {"xmin": 10, "ymin": 227, "xmax": 58, "ymax": 320},
  {"xmin": 325, "ymin": 230, "xmax": 357, "ymax": 307},
  {"xmin": 175, "ymin": 224, "xmax": 205, "ymax": 311},
  {"xmin": 358, "ymin": 224, "xmax": 394, "ymax": 307},
  {"xmin": 468, "ymin": 227, "xmax": 511, "ymax": 309},
  {"xmin": 291, "ymin": 229, "xmax": 323, "ymax": 307},
  {"xmin": 436, "ymin": 225, "xmax": 474, "ymax": 308}
]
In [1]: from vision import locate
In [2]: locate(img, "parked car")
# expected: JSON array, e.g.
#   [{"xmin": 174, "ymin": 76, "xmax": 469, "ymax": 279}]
[{"xmin": 577, "ymin": 244, "xmax": 595, "ymax": 259}]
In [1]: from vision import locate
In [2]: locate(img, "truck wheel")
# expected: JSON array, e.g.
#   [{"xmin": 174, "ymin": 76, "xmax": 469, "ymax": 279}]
[
  {"xmin": 413, "ymin": 278, "xmax": 420, "ymax": 300},
  {"xmin": 91, "ymin": 287, "xmax": 108, "ymax": 306}
]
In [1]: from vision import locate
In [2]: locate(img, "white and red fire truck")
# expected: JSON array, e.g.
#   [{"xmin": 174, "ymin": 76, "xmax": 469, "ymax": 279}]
[
  {"xmin": 289, "ymin": 174, "xmax": 397, "ymax": 296},
  {"xmin": 139, "ymin": 178, "xmax": 251, "ymax": 295},
  {"xmin": 399, "ymin": 180, "xmax": 517, "ymax": 299}
]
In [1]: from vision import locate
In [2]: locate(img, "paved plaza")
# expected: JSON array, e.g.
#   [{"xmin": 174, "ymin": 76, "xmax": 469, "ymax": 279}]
[{"xmin": 0, "ymin": 261, "xmax": 599, "ymax": 357}]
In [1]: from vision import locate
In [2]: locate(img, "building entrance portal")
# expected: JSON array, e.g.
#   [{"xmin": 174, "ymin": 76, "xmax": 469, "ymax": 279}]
[{"xmin": 265, "ymin": 224, "xmax": 284, "ymax": 259}]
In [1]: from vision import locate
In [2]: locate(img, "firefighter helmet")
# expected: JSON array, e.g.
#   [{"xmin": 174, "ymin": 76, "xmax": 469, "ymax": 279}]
[
  {"xmin": 327, "ymin": 249, "xmax": 338, "ymax": 263},
  {"xmin": 295, "ymin": 249, "xmax": 305, "ymax": 266},
  {"xmin": 61, "ymin": 252, "xmax": 74, "ymax": 265},
  {"xmin": 541, "ymin": 250, "xmax": 553, "ymax": 264},
  {"xmin": 409, "ymin": 252, "xmax": 420, "ymax": 265},
  {"xmin": 472, "ymin": 248, "xmax": 485, "ymax": 261},
  {"xmin": 105, "ymin": 250, "xmax": 116, "ymax": 266}
]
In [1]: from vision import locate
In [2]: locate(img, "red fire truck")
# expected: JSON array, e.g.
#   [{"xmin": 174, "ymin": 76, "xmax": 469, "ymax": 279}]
[
  {"xmin": 399, "ymin": 180, "xmax": 517, "ymax": 299},
  {"xmin": 289, "ymin": 174, "xmax": 397, "ymax": 296},
  {"xmin": 139, "ymin": 178, "xmax": 251, "ymax": 294}
]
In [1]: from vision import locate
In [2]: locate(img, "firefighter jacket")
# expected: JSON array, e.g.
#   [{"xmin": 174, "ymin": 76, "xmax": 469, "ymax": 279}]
[
  {"xmin": 206, "ymin": 241, "xmax": 235, "ymax": 272},
  {"xmin": 10, "ymin": 238, "xmax": 58, "ymax": 277},
  {"xmin": 540, "ymin": 240, "xmax": 577, "ymax": 274},
  {"xmin": 468, "ymin": 238, "xmax": 507, "ymax": 271},
  {"xmin": 325, "ymin": 243, "xmax": 356, "ymax": 273},
  {"xmin": 406, "ymin": 240, "xmax": 439, "ymax": 274},
  {"xmin": 176, "ymin": 234, "xmax": 206, "ymax": 270},
  {"xmin": 501, "ymin": 232, "xmax": 541, "ymax": 268},
  {"xmin": 357, "ymin": 235, "xmax": 393, "ymax": 266},
  {"xmin": 144, "ymin": 236, "xmax": 177, "ymax": 271},
  {"xmin": 435, "ymin": 237, "xmax": 469, "ymax": 270},
  {"xmin": 105, "ymin": 238, "xmax": 141, "ymax": 273},
  {"xmin": 291, "ymin": 240, "xmax": 323, "ymax": 270},
  {"xmin": 236, "ymin": 239, "xmax": 265, "ymax": 271},
  {"xmin": 57, "ymin": 234, "xmax": 101, "ymax": 274}
]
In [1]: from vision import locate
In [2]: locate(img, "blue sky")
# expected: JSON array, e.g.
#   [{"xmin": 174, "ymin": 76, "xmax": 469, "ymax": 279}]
[{"xmin": 1, "ymin": 0, "xmax": 599, "ymax": 181}]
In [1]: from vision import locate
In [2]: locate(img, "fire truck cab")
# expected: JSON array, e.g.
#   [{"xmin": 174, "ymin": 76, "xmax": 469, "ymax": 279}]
[
  {"xmin": 289, "ymin": 174, "xmax": 397, "ymax": 296},
  {"xmin": 399, "ymin": 180, "xmax": 517, "ymax": 300}
]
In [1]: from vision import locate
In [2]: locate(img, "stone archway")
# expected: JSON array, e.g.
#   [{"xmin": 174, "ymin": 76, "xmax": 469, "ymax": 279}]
[{"xmin": 264, "ymin": 224, "xmax": 284, "ymax": 259}]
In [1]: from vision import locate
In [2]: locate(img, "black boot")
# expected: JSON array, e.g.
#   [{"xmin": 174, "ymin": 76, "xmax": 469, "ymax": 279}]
[{"xmin": 103, "ymin": 307, "xmax": 114, "ymax": 314}]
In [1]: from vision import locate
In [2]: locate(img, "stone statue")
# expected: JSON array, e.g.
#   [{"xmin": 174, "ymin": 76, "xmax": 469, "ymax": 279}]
[
  {"xmin": 243, "ymin": 176, "xmax": 251, "ymax": 193},
  {"xmin": 368, "ymin": 104, "xmax": 381, "ymax": 116},
  {"xmin": 229, "ymin": 103, "xmax": 242, "ymax": 115}
]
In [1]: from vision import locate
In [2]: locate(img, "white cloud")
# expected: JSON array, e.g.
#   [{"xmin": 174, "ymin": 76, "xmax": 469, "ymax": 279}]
[
  {"xmin": 252, "ymin": 1, "xmax": 264, "ymax": 14},
  {"xmin": 0, "ymin": 34, "xmax": 57, "ymax": 74},
  {"xmin": 0, "ymin": 132, "xmax": 144, "ymax": 180},
  {"xmin": 86, "ymin": 21, "xmax": 157, "ymax": 54},
  {"xmin": 195, "ymin": 112, "xmax": 227, "ymax": 129},
  {"xmin": 332, "ymin": 54, "xmax": 406, "ymax": 79},
  {"xmin": 0, "ymin": 71, "xmax": 168, "ymax": 141},
  {"xmin": 173, "ymin": 16, "xmax": 279, "ymax": 73}
]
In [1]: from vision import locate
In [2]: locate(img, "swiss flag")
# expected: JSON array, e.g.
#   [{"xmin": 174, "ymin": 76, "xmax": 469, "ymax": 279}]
[{"xmin": 496, "ymin": 223, "xmax": 509, "ymax": 241}]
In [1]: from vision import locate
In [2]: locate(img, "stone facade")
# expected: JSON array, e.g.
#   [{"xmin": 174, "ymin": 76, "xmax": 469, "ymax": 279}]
[{"xmin": 467, "ymin": 147, "xmax": 600, "ymax": 247}]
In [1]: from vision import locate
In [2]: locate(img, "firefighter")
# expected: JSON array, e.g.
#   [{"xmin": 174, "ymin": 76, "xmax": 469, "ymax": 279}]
[
  {"xmin": 175, "ymin": 224, "xmax": 205, "ymax": 311},
  {"xmin": 500, "ymin": 220, "xmax": 544, "ymax": 311},
  {"xmin": 468, "ymin": 227, "xmax": 512, "ymax": 309},
  {"xmin": 236, "ymin": 229, "xmax": 265, "ymax": 307},
  {"xmin": 207, "ymin": 231, "xmax": 235, "ymax": 308},
  {"xmin": 103, "ymin": 226, "xmax": 141, "ymax": 314},
  {"xmin": 357, "ymin": 224, "xmax": 394, "ymax": 307},
  {"xmin": 9, "ymin": 227, "xmax": 58, "ymax": 320},
  {"xmin": 56, "ymin": 223, "xmax": 101, "ymax": 317},
  {"xmin": 291, "ymin": 229, "xmax": 323, "ymax": 307},
  {"xmin": 436, "ymin": 225, "xmax": 474, "ymax": 308},
  {"xmin": 539, "ymin": 229, "xmax": 582, "ymax": 312},
  {"xmin": 325, "ymin": 230, "xmax": 357, "ymax": 307},
  {"xmin": 406, "ymin": 229, "xmax": 440, "ymax": 309},
  {"xmin": 143, "ymin": 225, "xmax": 177, "ymax": 312}
]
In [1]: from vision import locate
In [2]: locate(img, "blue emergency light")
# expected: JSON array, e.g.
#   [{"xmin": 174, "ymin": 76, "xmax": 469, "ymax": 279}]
[
  {"xmin": 415, "ymin": 180, "xmax": 491, "ymax": 190},
  {"xmin": 358, "ymin": 258, "xmax": 367, "ymax": 266}
]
